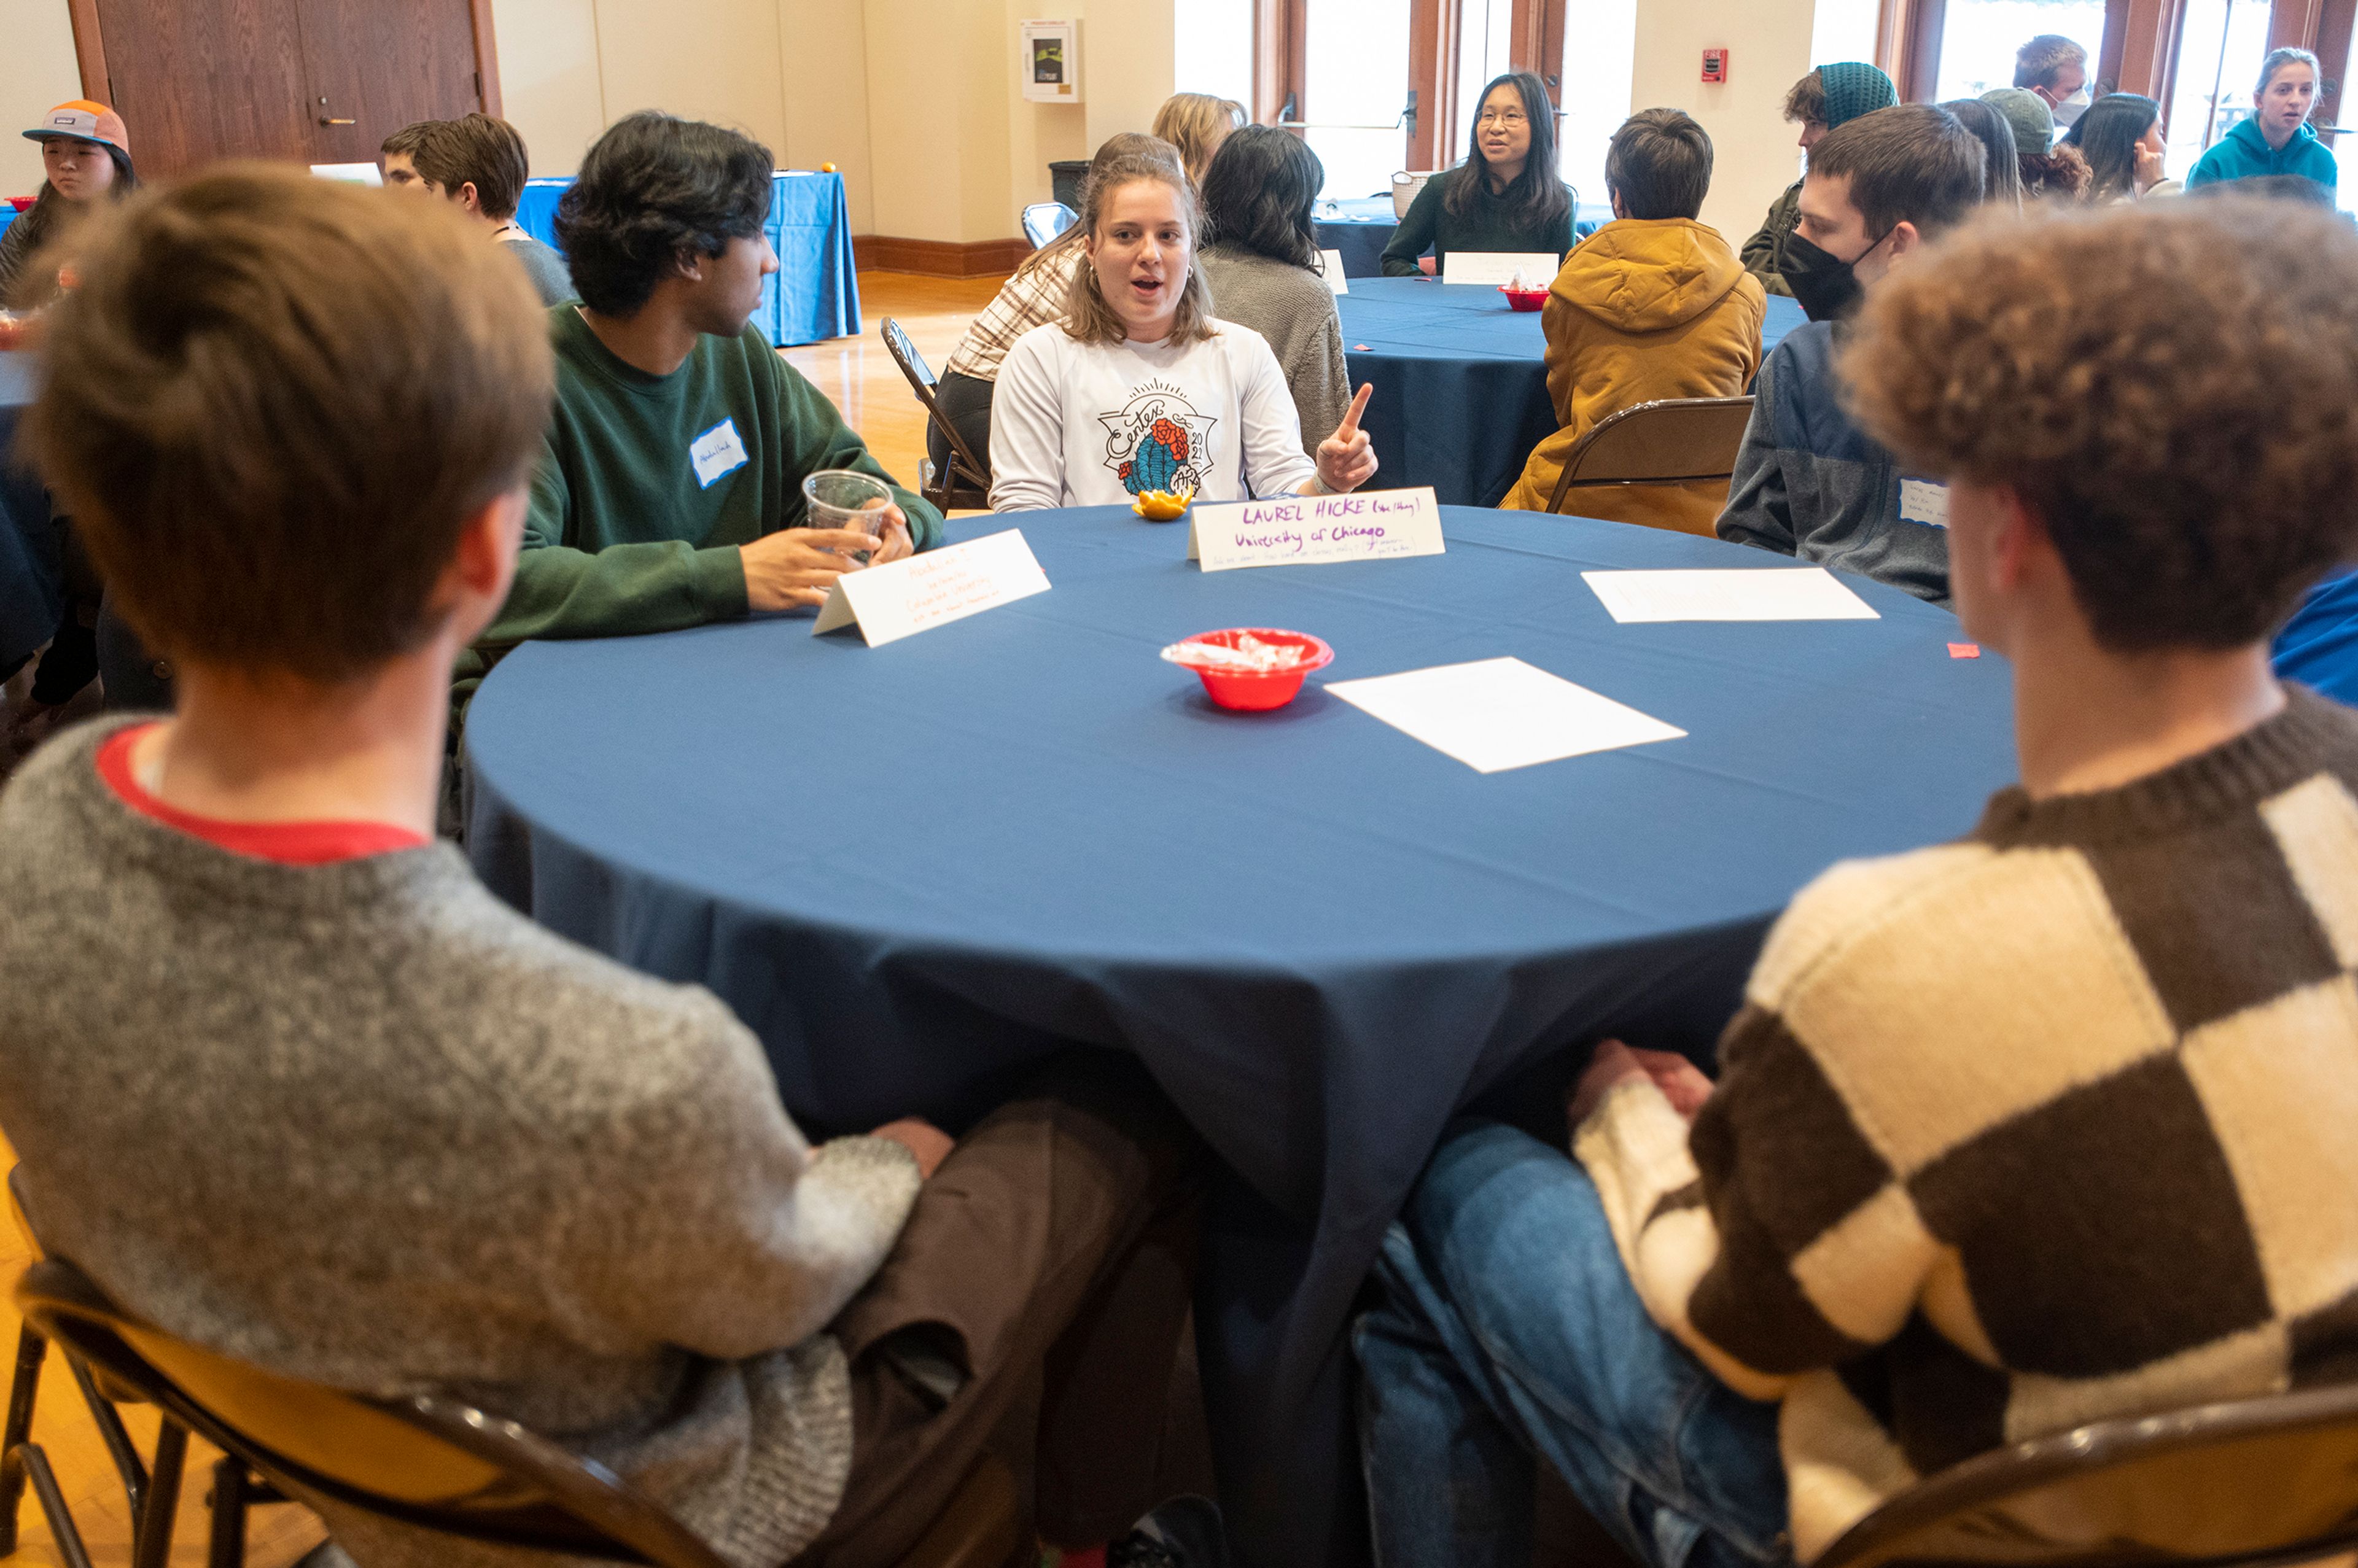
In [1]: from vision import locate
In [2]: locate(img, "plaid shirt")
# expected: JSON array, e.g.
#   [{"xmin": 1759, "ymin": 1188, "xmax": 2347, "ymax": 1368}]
[
  {"xmin": 944, "ymin": 247, "xmax": 1083, "ymax": 382},
  {"xmin": 1578, "ymin": 687, "xmax": 2358, "ymax": 1559}
]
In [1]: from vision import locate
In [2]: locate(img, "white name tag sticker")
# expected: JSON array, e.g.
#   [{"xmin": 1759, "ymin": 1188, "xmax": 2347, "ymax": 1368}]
[
  {"xmin": 1317, "ymin": 249, "xmax": 1350, "ymax": 295},
  {"xmin": 690, "ymin": 417, "xmax": 750, "ymax": 489},
  {"xmin": 812, "ymin": 528, "xmax": 1050, "ymax": 646},
  {"xmin": 1900, "ymin": 478, "xmax": 1950, "ymax": 528},
  {"xmin": 1441, "ymin": 250, "xmax": 1561, "ymax": 287},
  {"xmin": 1187, "ymin": 486, "xmax": 1446, "ymax": 572}
]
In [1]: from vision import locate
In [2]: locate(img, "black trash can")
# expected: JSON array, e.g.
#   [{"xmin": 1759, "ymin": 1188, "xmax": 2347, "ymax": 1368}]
[{"xmin": 1049, "ymin": 160, "xmax": 1089, "ymax": 209}]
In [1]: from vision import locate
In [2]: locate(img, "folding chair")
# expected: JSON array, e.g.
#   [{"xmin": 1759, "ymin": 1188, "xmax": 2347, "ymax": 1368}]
[
  {"xmin": 17, "ymin": 1256, "xmax": 1025, "ymax": 1568},
  {"xmin": 1022, "ymin": 203, "xmax": 1078, "ymax": 250},
  {"xmin": 1, "ymin": 1167, "xmax": 191, "ymax": 1568},
  {"xmin": 1816, "ymin": 1380, "xmax": 2358, "ymax": 1568},
  {"xmin": 1543, "ymin": 396, "xmax": 1756, "ymax": 527},
  {"xmin": 883, "ymin": 317, "xmax": 992, "ymax": 513}
]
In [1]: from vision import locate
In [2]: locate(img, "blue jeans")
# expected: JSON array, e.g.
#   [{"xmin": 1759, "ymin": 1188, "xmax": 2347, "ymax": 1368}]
[{"xmin": 1354, "ymin": 1120, "xmax": 1789, "ymax": 1568}]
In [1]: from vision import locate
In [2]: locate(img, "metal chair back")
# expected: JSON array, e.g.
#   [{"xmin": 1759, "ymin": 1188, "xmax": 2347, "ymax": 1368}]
[
  {"xmin": 1022, "ymin": 202, "xmax": 1077, "ymax": 250},
  {"xmin": 1816, "ymin": 1381, "xmax": 2358, "ymax": 1568},
  {"xmin": 882, "ymin": 317, "xmax": 990, "ymax": 513},
  {"xmin": 15, "ymin": 1259, "xmax": 731, "ymax": 1567},
  {"xmin": 1543, "ymin": 396, "xmax": 1756, "ymax": 516}
]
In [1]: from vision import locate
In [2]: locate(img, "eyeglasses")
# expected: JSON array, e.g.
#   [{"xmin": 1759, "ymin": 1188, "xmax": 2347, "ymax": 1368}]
[{"xmin": 1477, "ymin": 109, "xmax": 1528, "ymax": 127}]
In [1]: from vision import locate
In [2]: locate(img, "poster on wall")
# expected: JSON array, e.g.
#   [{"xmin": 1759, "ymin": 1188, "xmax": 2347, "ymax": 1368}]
[{"xmin": 1021, "ymin": 19, "xmax": 1081, "ymax": 103}]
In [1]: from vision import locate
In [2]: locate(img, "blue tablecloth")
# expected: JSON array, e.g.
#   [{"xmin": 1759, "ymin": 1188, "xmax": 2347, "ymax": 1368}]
[
  {"xmin": 0, "ymin": 208, "xmax": 16, "ymax": 245},
  {"xmin": 515, "ymin": 171, "xmax": 861, "ymax": 347},
  {"xmin": 1315, "ymin": 195, "xmax": 1611, "ymax": 279},
  {"xmin": 1340, "ymin": 278, "xmax": 1807, "ymax": 506},
  {"xmin": 465, "ymin": 505, "xmax": 2014, "ymax": 1568},
  {"xmin": 0, "ymin": 352, "xmax": 58, "ymax": 673}
]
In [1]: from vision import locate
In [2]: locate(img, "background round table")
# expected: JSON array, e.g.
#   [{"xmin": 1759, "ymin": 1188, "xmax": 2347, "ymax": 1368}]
[
  {"xmin": 0, "ymin": 351, "xmax": 60, "ymax": 673},
  {"xmin": 465, "ymin": 505, "xmax": 2014, "ymax": 1568},
  {"xmin": 1340, "ymin": 278, "xmax": 1806, "ymax": 507}
]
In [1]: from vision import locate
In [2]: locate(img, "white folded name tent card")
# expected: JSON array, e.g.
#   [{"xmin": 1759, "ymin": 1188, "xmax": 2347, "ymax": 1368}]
[
  {"xmin": 1581, "ymin": 567, "xmax": 1879, "ymax": 623},
  {"xmin": 1188, "ymin": 486, "xmax": 1446, "ymax": 573},
  {"xmin": 1326, "ymin": 656, "xmax": 1686, "ymax": 774},
  {"xmin": 1441, "ymin": 251, "xmax": 1562, "ymax": 287},
  {"xmin": 812, "ymin": 528, "xmax": 1050, "ymax": 646},
  {"xmin": 1318, "ymin": 249, "xmax": 1350, "ymax": 295}
]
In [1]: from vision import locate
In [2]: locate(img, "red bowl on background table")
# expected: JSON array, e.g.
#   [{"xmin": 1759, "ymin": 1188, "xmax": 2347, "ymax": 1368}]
[
  {"xmin": 1500, "ymin": 285, "xmax": 1548, "ymax": 311},
  {"xmin": 1163, "ymin": 628, "xmax": 1334, "ymax": 711},
  {"xmin": 5, "ymin": 198, "xmax": 33, "ymax": 212}
]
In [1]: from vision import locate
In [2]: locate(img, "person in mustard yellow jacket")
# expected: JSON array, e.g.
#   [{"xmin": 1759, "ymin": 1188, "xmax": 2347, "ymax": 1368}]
[{"xmin": 1503, "ymin": 109, "xmax": 1765, "ymax": 534}]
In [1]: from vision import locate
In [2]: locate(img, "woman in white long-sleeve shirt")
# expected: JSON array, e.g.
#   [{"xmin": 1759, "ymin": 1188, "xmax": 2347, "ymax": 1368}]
[{"xmin": 989, "ymin": 148, "xmax": 1377, "ymax": 512}]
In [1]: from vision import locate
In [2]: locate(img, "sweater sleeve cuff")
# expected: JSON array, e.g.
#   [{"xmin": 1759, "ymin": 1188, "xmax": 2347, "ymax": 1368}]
[{"xmin": 695, "ymin": 544, "xmax": 753, "ymax": 621}]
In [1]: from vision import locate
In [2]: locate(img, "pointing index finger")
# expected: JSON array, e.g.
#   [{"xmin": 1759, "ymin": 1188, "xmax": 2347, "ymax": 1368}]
[{"xmin": 1337, "ymin": 382, "xmax": 1374, "ymax": 440}]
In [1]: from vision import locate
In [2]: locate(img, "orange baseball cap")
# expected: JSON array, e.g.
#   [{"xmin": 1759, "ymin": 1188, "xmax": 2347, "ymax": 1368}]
[{"xmin": 24, "ymin": 101, "xmax": 130, "ymax": 160}]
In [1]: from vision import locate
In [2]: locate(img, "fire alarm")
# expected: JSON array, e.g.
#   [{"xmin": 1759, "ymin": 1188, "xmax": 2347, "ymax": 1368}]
[{"xmin": 1702, "ymin": 49, "xmax": 1729, "ymax": 83}]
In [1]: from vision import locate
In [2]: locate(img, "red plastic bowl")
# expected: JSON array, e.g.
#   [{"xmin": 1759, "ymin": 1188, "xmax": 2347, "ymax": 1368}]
[
  {"xmin": 5, "ymin": 197, "xmax": 32, "ymax": 213},
  {"xmin": 1500, "ymin": 285, "xmax": 1548, "ymax": 311},
  {"xmin": 1167, "ymin": 627, "xmax": 1334, "ymax": 711}
]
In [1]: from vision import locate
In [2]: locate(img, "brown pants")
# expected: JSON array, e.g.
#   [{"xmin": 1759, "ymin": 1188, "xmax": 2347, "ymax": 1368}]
[{"xmin": 796, "ymin": 1052, "xmax": 1205, "ymax": 1568}]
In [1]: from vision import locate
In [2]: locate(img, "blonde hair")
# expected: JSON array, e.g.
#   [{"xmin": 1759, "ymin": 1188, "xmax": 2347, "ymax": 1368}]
[
  {"xmin": 1061, "ymin": 153, "xmax": 1218, "ymax": 347},
  {"xmin": 1153, "ymin": 93, "xmax": 1247, "ymax": 187}
]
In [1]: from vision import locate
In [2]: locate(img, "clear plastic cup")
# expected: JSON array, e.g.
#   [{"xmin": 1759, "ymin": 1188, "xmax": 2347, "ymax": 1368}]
[{"xmin": 803, "ymin": 468, "xmax": 895, "ymax": 564}]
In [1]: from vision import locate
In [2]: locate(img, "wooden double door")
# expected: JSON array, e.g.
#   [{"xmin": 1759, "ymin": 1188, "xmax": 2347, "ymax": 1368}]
[{"xmin": 69, "ymin": 0, "xmax": 497, "ymax": 178}]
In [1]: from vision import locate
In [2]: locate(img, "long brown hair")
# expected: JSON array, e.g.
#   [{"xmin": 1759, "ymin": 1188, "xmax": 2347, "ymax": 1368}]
[
  {"xmin": 1152, "ymin": 93, "xmax": 1247, "ymax": 188},
  {"xmin": 1446, "ymin": 71, "xmax": 1570, "ymax": 230},
  {"xmin": 1062, "ymin": 153, "xmax": 1219, "ymax": 347}
]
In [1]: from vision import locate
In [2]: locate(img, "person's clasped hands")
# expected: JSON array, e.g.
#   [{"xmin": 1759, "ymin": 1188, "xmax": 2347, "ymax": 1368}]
[
  {"xmin": 738, "ymin": 505, "xmax": 915, "ymax": 611},
  {"xmin": 1568, "ymin": 1037, "xmax": 1715, "ymax": 1128}
]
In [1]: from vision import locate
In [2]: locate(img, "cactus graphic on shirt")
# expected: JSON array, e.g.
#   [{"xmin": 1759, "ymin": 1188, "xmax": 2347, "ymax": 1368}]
[{"xmin": 1099, "ymin": 382, "xmax": 1216, "ymax": 497}]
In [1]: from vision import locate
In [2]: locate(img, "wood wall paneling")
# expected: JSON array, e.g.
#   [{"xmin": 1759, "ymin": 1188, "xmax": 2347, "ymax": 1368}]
[{"xmin": 854, "ymin": 235, "xmax": 1033, "ymax": 277}]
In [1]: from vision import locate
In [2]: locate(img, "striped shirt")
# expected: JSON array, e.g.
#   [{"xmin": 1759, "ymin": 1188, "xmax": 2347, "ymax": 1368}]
[
  {"xmin": 1576, "ymin": 687, "xmax": 2358, "ymax": 1559},
  {"xmin": 944, "ymin": 247, "xmax": 1085, "ymax": 382}
]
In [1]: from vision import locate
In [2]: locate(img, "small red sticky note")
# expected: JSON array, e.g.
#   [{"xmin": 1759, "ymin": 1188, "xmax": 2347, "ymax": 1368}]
[
  {"xmin": 1353, "ymin": 343, "xmax": 1370, "ymax": 351},
  {"xmin": 1948, "ymin": 642, "xmax": 1980, "ymax": 659}
]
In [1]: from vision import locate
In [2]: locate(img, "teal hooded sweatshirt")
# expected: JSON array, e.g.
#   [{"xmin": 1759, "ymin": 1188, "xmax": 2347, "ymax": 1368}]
[{"xmin": 2187, "ymin": 117, "xmax": 2340, "ymax": 190}]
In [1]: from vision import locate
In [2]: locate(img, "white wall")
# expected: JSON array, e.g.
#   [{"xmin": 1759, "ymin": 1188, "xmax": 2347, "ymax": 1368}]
[
  {"xmin": 0, "ymin": 3, "xmax": 85, "ymax": 199},
  {"xmin": 489, "ymin": 0, "xmax": 607, "ymax": 179},
  {"xmin": 1631, "ymin": 0, "xmax": 1823, "ymax": 240}
]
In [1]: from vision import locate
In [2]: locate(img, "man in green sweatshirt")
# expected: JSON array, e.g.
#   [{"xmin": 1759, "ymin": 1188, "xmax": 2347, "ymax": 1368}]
[{"xmin": 453, "ymin": 112, "xmax": 941, "ymax": 710}]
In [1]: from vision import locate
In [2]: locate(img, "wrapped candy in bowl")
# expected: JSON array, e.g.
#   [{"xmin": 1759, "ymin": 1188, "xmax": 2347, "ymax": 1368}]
[{"xmin": 1160, "ymin": 628, "xmax": 1334, "ymax": 710}]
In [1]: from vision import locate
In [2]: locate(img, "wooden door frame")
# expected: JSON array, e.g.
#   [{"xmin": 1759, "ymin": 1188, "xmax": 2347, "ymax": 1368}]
[
  {"xmin": 1407, "ymin": 0, "xmax": 1462, "ymax": 169},
  {"xmin": 1255, "ymin": 0, "xmax": 1305, "ymax": 126},
  {"xmin": 68, "ymin": 0, "xmax": 502, "ymax": 126}
]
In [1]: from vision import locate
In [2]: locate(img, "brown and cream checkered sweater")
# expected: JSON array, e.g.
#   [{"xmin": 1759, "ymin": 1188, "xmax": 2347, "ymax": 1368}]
[{"xmin": 1577, "ymin": 686, "xmax": 2358, "ymax": 1560}]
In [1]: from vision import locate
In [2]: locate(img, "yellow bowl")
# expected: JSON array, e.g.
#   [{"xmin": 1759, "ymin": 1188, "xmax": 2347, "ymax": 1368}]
[{"xmin": 1132, "ymin": 487, "xmax": 1194, "ymax": 522}]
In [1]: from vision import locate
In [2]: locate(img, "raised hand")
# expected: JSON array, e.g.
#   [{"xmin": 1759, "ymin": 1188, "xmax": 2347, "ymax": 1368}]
[{"xmin": 1315, "ymin": 382, "xmax": 1378, "ymax": 495}]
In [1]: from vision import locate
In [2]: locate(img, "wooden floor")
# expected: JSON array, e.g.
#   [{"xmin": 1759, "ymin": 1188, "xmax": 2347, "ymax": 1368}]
[{"xmin": 0, "ymin": 270, "xmax": 1010, "ymax": 1566}]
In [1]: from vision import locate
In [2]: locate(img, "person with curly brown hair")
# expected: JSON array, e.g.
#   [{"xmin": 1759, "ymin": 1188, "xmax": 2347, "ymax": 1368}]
[
  {"xmin": 1980, "ymin": 87, "xmax": 2091, "ymax": 201},
  {"xmin": 1356, "ymin": 192, "xmax": 2358, "ymax": 1568}
]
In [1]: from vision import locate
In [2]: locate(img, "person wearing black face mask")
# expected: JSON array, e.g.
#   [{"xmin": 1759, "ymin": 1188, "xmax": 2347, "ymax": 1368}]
[{"xmin": 1716, "ymin": 105, "xmax": 1985, "ymax": 605}]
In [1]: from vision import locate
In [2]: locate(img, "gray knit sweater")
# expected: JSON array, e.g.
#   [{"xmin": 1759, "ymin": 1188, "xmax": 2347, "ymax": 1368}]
[
  {"xmin": 0, "ymin": 721, "xmax": 922, "ymax": 1568},
  {"xmin": 1199, "ymin": 243, "xmax": 1352, "ymax": 456}
]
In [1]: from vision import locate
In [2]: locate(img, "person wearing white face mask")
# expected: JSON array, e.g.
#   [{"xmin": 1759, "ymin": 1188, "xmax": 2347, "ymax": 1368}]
[
  {"xmin": 2015, "ymin": 34, "xmax": 2091, "ymax": 131},
  {"xmin": 989, "ymin": 148, "xmax": 1379, "ymax": 511}
]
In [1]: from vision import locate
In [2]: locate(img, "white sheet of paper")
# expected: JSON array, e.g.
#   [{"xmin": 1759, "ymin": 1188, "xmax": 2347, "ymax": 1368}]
[
  {"xmin": 812, "ymin": 528, "xmax": 1049, "ymax": 646},
  {"xmin": 1187, "ymin": 486, "xmax": 1446, "ymax": 572},
  {"xmin": 309, "ymin": 162, "xmax": 384, "ymax": 186},
  {"xmin": 1326, "ymin": 656, "xmax": 1686, "ymax": 774},
  {"xmin": 1581, "ymin": 567, "xmax": 1880, "ymax": 623},
  {"xmin": 1900, "ymin": 478, "xmax": 1950, "ymax": 528},
  {"xmin": 1441, "ymin": 250, "xmax": 1562, "ymax": 287},
  {"xmin": 1317, "ymin": 249, "xmax": 1350, "ymax": 295}
]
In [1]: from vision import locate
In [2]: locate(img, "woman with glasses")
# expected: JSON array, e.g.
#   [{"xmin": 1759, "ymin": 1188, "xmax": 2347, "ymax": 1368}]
[{"xmin": 1380, "ymin": 72, "xmax": 1573, "ymax": 278}]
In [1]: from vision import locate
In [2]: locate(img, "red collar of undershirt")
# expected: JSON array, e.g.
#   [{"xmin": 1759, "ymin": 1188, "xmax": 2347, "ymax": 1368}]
[{"xmin": 95, "ymin": 723, "xmax": 432, "ymax": 866}]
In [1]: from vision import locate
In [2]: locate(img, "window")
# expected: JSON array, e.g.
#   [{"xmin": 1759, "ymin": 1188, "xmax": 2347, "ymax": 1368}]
[
  {"xmin": 2164, "ymin": 0, "xmax": 2278, "ymax": 177},
  {"xmin": 1931, "ymin": 0, "xmax": 2109, "ymax": 103},
  {"xmin": 1301, "ymin": 0, "xmax": 1413, "ymax": 198},
  {"xmin": 1453, "ymin": 0, "xmax": 1517, "ymax": 168},
  {"xmin": 1551, "ymin": 0, "xmax": 1636, "ymax": 214},
  {"xmin": 1174, "ymin": 0, "xmax": 1258, "ymax": 113}
]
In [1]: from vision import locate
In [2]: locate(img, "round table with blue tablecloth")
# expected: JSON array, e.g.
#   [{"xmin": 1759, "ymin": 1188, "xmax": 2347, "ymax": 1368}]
[
  {"xmin": 1339, "ymin": 278, "xmax": 1807, "ymax": 507},
  {"xmin": 515, "ymin": 171, "xmax": 862, "ymax": 347},
  {"xmin": 0, "ymin": 351, "xmax": 60, "ymax": 674},
  {"xmin": 464, "ymin": 503, "xmax": 2011, "ymax": 1568}
]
